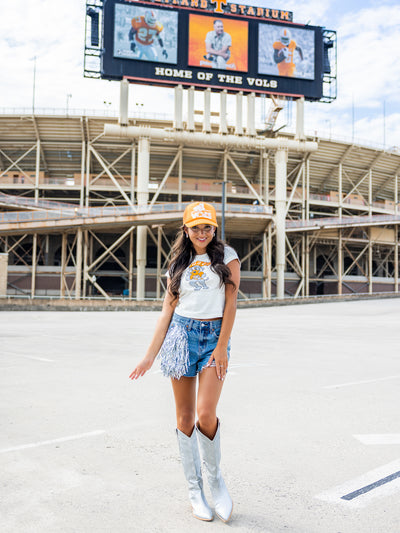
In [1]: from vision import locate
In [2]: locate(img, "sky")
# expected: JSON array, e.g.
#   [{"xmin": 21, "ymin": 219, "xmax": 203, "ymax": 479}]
[{"xmin": 1, "ymin": 0, "xmax": 400, "ymax": 149}]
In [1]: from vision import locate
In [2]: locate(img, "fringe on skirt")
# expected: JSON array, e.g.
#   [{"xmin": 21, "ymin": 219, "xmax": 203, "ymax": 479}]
[{"xmin": 158, "ymin": 323, "xmax": 189, "ymax": 379}]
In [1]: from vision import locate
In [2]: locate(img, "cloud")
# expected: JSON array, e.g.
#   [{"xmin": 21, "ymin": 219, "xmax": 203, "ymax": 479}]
[
  {"xmin": 336, "ymin": 4, "xmax": 400, "ymax": 106},
  {"xmin": 238, "ymin": 0, "xmax": 333, "ymax": 24},
  {"xmin": 0, "ymin": 0, "xmax": 399, "ymax": 149}
]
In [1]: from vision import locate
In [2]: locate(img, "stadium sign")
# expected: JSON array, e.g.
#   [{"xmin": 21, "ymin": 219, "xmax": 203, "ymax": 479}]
[
  {"xmin": 101, "ymin": 0, "xmax": 329, "ymax": 100},
  {"xmin": 123, "ymin": 0, "xmax": 293, "ymax": 22}
]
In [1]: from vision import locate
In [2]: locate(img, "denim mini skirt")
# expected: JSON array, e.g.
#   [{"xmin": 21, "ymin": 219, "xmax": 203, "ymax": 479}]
[{"xmin": 158, "ymin": 313, "xmax": 231, "ymax": 379}]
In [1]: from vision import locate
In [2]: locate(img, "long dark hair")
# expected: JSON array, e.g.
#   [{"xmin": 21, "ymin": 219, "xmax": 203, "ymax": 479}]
[{"xmin": 168, "ymin": 226, "xmax": 236, "ymax": 303}]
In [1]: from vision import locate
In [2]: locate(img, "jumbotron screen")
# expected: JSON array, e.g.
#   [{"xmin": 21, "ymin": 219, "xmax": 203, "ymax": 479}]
[{"xmin": 102, "ymin": 0, "xmax": 325, "ymax": 100}]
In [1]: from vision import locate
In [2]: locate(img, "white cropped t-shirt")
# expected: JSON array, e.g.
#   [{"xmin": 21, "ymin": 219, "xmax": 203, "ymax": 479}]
[{"xmin": 168, "ymin": 245, "xmax": 239, "ymax": 319}]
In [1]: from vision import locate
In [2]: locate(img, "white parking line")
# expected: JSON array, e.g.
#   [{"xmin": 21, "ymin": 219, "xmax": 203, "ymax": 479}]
[
  {"xmin": 323, "ymin": 374, "xmax": 400, "ymax": 389},
  {"xmin": 0, "ymin": 430, "xmax": 105, "ymax": 454},
  {"xmin": 315, "ymin": 459, "xmax": 400, "ymax": 508},
  {"xmin": 354, "ymin": 434, "xmax": 400, "ymax": 445}
]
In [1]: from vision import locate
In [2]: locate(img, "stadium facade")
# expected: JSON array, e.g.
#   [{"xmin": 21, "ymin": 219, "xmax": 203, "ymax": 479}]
[{"xmin": 0, "ymin": 102, "xmax": 400, "ymax": 301}]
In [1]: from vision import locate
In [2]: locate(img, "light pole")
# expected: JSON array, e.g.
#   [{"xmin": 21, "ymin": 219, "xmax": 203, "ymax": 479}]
[
  {"xmin": 31, "ymin": 56, "xmax": 37, "ymax": 114},
  {"xmin": 66, "ymin": 94, "xmax": 72, "ymax": 115},
  {"xmin": 221, "ymin": 181, "xmax": 226, "ymax": 241}
]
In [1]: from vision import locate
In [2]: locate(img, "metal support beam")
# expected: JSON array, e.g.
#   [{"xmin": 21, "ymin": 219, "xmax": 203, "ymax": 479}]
[
  {"xmin": 87, "ymin": 226, "xmax": 135, "ymax": 272},
  {"xmin": 157, "ymin": 226, "xmax": 162, "ymax": 299},
  {"xmin": 285, "ymin": 160, "xmax": 304, "ymax": 217},
  {"xmin": 342, "ymin": 171, "xmax": 369, "ymax": 203},
  {"xmin": 90, "ymin": 147, "xmax": 132, "ymax": 185},
  {"xmin": 306, "ymin": 158, "xmax": 310, "ymax": 220},
  {"xmin": 35, "ymin": 140, "xmax": 40, "ymax": 203},
  {"xmin": 246, "ymin": 92, "xmax": 256, "ymax": 136},
  {"xmin": 338, "ymin": 229, "xmax": 342, "ymax": 295},
  {"xmin": 285, "ymin": 235, "xmax": 302, "ymax": 276},
  {"xmin": 174, "ymin": 84, "xmax": 183, "ymax": 130},
  {"xmin": 0, "ymin": 252, "xmax": 8, "ymax": 297},
  {"xmin": 395, "ymin": 226, "xmax": 398, "ymax": 293},
  {"xmin": 262, "ymin": 231, "xmax": 269, "ymax": 299},
  {"xmin": 369, "ymin": 169, "xmax": 372, "ymax": 215},
  {"xmin": 128, "ymin": 230, "xmax": 134, "ymax": 298},
  {"xmin": 75, "ymin": 229, "xmax": 82, "ymax": 299},
  {"xmin": 31, "ymin": 234, "xmax": 37, "ymax": 297},
  {"xmin": 275, "ymin": 148, "xmax": 287, "ymax": 299},
  {"xmin": 295, "ymin": 97, "xmax": 305, "ymax": 140},
  {"xmin": 368, "ymin": 238, "xmax": 373, "ymax": 294},
  {"xmin": 119, "ymin": 79, "xmax": 129, "ymax": 126},
  {"xmin": 240, "ymin": 242, "xmax": 262, "ymax": 265},
  {"xmin": 301, "ymin": 234, "xmax": 306, "ymax": 296},
  {"xmin": 136, "ymin": 137, "xmax": 150, "ymax": 300},
  {"xmin": 89, "ymin": 145, "xmax": 134, "ymax": 207},
  {"xmin": 305, "ymin": 234, "xmax": 309, "ymax": 296},
  {"xmin": 187, "ymin": 86, "xmax": 195, "ymax": 131},
  {"xmin": 83, "ymin": 230, "xmax": 89, "ymax": 297},
  {"xmin": 267, "ymin": 224, "xmax": 272, "ymax": 298},
  {"xmin": 130, "ymin": 143, "xmax": 136, "ymax": 203},
  {"xmin": 227, "ymin": 154, "xmax": 265, "ymax": 205},
  {"xmin": 149, "ymin": 150, "xmax": 180, "ymax": 207},
  {"xmin": 84, "ymin": 270, "xmax": 110, "ymax": 300},
  {"xmin": 104, "ymin": 124, "xmax": 318, "ymax": 153},
  {"xmin": 85, "ymin": 142, "xmax": 91, "ymax": 207},
  {"xmin": 219, "ymin": 90, "xmax": 228, "ymax": 134},
  {"xmin": 264, "ymin": 154, "xmax": 269, "ymax": 205},
  {"xmin": 80, "ymin": 141, "xmax": 85, "ymax": 207},
  {"xmin": 60, "ymin": 233, "xmax": 67, "ymax": 299},
  {"xmin": 338, "ymin": 162, "xmax": 343, "ymax": 218},
  {"xmin": 0, "ymin": 145, "xmax": 36, "ymax": 181},
  {"xmin": 178, "ymin": 146, "xmax": 183, "ymax": 204},
  {"xmin": 235, "ymin": 92, "xmax": 243, "ymax": 135},
  {"xmin": 203, "ymin": 88, "xmax": 211, "ymax": 133},
  {"xmin": 136, "ymin": 226, "xmax": 147, "ymax": 300}
]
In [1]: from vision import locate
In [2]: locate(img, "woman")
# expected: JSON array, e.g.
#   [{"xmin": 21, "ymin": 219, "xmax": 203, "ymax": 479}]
[{"xmin": 129, "ymin": 201, "xmax": 240, "ymax": 523}]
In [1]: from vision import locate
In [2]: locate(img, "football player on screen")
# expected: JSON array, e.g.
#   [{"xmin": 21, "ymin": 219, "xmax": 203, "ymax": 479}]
[
  {"xmin": 273, "ymin": 29, "xmax": 303, "ymax": 77},
  {"xmin": 128, "ymin": 10, "xmax": 168, "ymax": 61}
]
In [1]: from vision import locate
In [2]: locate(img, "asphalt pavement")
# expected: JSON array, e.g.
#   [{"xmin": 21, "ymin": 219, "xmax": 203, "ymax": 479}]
[{"xmin": 1, "ymin": 299, "xmax": 400, "ymax": 533}]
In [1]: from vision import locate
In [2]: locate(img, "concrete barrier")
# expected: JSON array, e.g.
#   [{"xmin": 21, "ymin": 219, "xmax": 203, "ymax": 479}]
[{"xmin": 1, "ymin": 291, "xmax": 400, "ymax": 311}]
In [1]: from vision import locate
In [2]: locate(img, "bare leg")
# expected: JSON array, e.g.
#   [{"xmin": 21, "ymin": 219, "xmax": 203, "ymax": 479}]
[
  {"xmin": 197, "ymin": 367, "xmax": 224, "ymax": 439},
  {"xmin": 173, "ymin": 375, "xmax": 213, "ymax": 521},
  {"xmin": 171, "ymin": 376, "xmax": 197, "ymax": 436}
]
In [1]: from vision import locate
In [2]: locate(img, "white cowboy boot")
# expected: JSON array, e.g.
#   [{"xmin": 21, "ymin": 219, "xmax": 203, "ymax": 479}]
[
  {"xmin": 176, "ymin": 428, "xmax": 213, "ymax": 521},
  {"xmin": 196, "ymin": 420, "xmax": 233, "ymax": 522}
]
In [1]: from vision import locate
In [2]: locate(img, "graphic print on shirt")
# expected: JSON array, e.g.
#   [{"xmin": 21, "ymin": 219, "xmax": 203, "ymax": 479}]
[{"xmin": 185, "ymin": 260, "xmax": 211, "ymax": 291}]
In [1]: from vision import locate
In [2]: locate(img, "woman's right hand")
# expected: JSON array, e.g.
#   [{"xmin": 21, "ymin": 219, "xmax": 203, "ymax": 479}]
[{"xmin": 129, "ymin": 355, "xmax": 155, "ymax": 380}]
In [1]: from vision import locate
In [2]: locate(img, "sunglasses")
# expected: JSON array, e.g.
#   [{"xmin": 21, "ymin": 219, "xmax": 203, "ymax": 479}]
[{"xmin": 189, "ymin": 225, "xmax": 214, "ymax": 234}]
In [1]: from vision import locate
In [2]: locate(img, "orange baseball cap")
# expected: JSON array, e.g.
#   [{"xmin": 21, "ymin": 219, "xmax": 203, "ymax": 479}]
[{"xmin": 183, "ymin": 202, "xmax": 218, "ymax": 228}]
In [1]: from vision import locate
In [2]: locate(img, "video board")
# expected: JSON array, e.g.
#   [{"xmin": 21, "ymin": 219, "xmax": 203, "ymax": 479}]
[{"xmin": 101, "ymin": 0, "xmax": 325, "ymax": 101}]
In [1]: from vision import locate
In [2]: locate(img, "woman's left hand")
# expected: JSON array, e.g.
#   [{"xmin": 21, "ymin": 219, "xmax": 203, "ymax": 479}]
[{"xmin": 206, "ymin": 345, "xmax": 228, "ymax": 381}]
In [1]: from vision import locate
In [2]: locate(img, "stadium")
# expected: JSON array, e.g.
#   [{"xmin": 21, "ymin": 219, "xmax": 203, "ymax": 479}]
[
  {"xmin": 1, "ymin": 105, "xmax": 399, "ymax": 302},
  {"xmin": 0, "ymin": 1, "xmax": 398, "ymax": 305},
  {"xmin": 2, "ymin": 2, "xmax": 400, "ymax": 532}
]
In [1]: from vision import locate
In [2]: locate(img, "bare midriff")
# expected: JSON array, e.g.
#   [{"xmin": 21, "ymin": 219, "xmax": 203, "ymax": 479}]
[{"xmin": 193, "ymin": 317, "xmax": 223, "ymax": 321}]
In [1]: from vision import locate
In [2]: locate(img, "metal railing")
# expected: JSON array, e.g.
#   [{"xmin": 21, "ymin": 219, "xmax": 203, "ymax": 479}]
[
  {"xmin": 2, "ymin": 108, "xmax": 398, "ymax": 152},
  {"xmin": 0, "ymin": 192, "xmax": 76, "ymax": 211},
  {"xmin": 0, "ymin": 202, "xmax": 272, "ymax": 225},
  {"xmin": 286, "ymin": 213, "xmax": 400, "ymax": 230}
]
